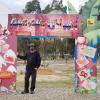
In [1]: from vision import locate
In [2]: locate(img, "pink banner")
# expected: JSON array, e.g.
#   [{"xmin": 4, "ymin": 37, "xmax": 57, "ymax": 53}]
[{"xmin": 8, "ymin": 14, "xmax": 81, "ymax": 37}]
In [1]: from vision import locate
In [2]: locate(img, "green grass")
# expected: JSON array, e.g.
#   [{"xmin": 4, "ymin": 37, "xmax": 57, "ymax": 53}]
[
  {"xmin": 16, "ymin": 59, "xmax": 75, "ymax": 89},
  {"xmin": 61, "ymin": 65, "xmax": 74, "ymax": 75},
  {"xmin": 16, "ymin": 80, "xmax": 74, "ymax": 89}
]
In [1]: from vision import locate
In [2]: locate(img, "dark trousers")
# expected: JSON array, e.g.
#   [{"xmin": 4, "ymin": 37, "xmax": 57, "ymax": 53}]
[{"xmin": 24, "ymin": 70, "xmax": 37, "ymax": 92}]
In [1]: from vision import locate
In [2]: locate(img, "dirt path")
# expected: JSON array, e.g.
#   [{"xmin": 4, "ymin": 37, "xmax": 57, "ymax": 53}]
[{"xmin": 0, "ymin": 88, "xmax": 100, "ymax": 100}]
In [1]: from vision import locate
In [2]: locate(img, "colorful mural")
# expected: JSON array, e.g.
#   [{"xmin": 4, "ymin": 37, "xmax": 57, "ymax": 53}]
[
  {"xmin": 75, "ymin": 0, "xmax": 100, "ymax": 93},
  {"xmin": 0, "ymin": 25, "xmax": 17, "ymax": 93},
  {"xmin": 75, "ymin": 37, "xmax": 97, "ymax": 93}
]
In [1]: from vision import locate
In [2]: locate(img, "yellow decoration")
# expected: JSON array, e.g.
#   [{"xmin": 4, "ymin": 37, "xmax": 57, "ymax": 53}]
[{"xmin": 87, "ymin": 19, "xmax": 94, "ymax": 26}]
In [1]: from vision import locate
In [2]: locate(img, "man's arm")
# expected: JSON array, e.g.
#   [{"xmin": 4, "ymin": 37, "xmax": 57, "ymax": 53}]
[
  {"xmin": 17, "ymin": 54, "xmax": 27, "ymax": 60},
  {"xmin": 36, "ymin": 52, "xmax": 41, "ymax": 68}
]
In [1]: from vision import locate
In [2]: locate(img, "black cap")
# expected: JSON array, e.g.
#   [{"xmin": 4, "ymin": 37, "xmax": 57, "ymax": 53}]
[
  {"xmin": 29, "ymin": 43, "xmax": 35, "ymax": 47},
  {"xmin": 29, "ymin": 43, "xmax": 37, "ymax": 50}
]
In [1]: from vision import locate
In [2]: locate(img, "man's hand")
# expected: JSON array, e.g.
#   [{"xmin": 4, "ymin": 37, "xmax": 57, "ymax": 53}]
[
  {"xmin": 17, "ymin": 52, "xmax": 20, "ymax": 57},
  {"xmin": 17, "ymin": 52, "xmax": 19, "ymax": 56},
  {"xmin": 34, "ymin": 68, "xmax": 38, "ymax": 71}
]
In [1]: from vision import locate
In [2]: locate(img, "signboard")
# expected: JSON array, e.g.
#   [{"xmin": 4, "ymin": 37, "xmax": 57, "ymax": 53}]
[{"xmin": 8, "ymin": 14, "xmax": 81, "ymax": 37}]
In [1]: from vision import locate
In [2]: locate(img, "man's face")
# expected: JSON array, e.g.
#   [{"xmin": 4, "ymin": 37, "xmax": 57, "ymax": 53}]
[{"xmin": 30, "ymin": 47, "xmax": 35, "ymax": 53}]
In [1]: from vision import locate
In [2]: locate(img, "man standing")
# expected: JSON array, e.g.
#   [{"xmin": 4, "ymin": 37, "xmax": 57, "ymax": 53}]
[{"xmin": 18, "ymin": 45, "xmax": 41, "ymax": 94}]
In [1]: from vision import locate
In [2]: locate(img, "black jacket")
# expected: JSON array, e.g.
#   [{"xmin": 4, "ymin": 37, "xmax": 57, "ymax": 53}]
[{"xmin": 18, "ymin": 51, "xmax": 41, "ymax": 72}]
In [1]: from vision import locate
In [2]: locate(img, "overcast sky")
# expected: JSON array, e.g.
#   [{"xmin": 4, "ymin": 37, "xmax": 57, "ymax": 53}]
[{"xmin": 0, "ymin": 0, "xmax": 88, "ymax": 26}]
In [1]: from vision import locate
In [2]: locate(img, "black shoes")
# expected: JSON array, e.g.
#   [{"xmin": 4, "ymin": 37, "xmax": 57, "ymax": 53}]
[
  {"xmin": 30, "ymin": 91, "xmax": 35, "ymax": 94},
  {"xmin": 21, "ymin": 90, "xmax": 34, "ymax": 94},
  {"xmin": 21, "ymin": 91, "xmax": 29, "ymax": 94}
]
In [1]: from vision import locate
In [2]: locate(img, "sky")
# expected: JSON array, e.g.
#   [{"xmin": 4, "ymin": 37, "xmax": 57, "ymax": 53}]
[{"xmin": 0, "ymin": 0, "xmax": 88, "ymax": 27}]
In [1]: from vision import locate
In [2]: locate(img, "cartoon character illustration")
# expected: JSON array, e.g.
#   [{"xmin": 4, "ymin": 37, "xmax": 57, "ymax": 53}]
[
  {"xmin": 82, "ymin": 46, "xmax": 96, "ymax": 58},
  {"xmin": 7, "ymin": 65, "xmax": 16, "ymax": 73},
  {"xmin": 0, "ymin": 27, "xmax": 11, "ymax": 40},
  {"xmin": 48, "ymin": 21, "xmax": 55, "ymax": 29},
  {"xmin": 0, "ymin": 86, "xmax": 8, "ymax": 92},
  {"xmin": 81, "ymin": 79, "xmax": 97, "ymax": 90},
  {"xmin": 0, "ymin": 71, "xmax": 15, "ymax": 79},
  {"xmin": 4, "ymin": 49, "xmax": 16, "ymax": 64},
  {"xmin": 77, "ymin": 69, "xmax": 91, "ymax": 81},
  {"xmin": 0, "ymin": 40, "xmax": 9, "ymax": 53},
  {"xmin": 0, "ymin": 39, "xmax": 6, "ymax": 45},
  {"xmin": 0, "ymin": 56, "xmax": 6, "ymax": 71},
  {"xmin": 3, "ymin": 27, "xmax": 11, "ymax": 36},
  {"xmin": 75, "ymin": 37, "xmax": 88, "ymax": 46},
  {"xmin": 9, "ymin": 83, "xmax": 16, "ymax": 90},
  {"xmin": 76, "ymin": 55, "xmax": 89, "ymax": 68}
]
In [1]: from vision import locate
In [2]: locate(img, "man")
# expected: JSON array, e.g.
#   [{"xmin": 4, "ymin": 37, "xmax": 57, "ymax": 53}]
[{"xmin": 18, "ymin": 45, "xmax": 41, "ymax": 94}]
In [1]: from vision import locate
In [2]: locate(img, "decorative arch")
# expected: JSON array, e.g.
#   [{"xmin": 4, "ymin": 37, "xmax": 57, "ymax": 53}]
[{"xmin": 1, "ymin": 14, "xmax": 99, "ymax": 94}]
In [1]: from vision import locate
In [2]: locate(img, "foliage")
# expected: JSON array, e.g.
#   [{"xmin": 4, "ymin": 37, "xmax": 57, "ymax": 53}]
[
  {"xmin": 18, "ymin": 38, "xmax": 75, "ymax": 60},
  {"xmin": 17, "ymin": 38, "xmax": 41, "ymax": 54},
  {"xmin": 80, "ymin": 0, "xmax": 100, "ymax": 33},
  {"xmin": 42, "ymin": 0, "xmax": 67, "ymax": 14},
  {"xmin": 23, "ymin": 0, "xmax": 41, "ymax": 13},
  {"xmin": 67, "ymin": 39, "xmax": 75, "ymax": 58},
  {"xmin": 42, "ymin": 4, "xmax": 51, "ymax": 14}
]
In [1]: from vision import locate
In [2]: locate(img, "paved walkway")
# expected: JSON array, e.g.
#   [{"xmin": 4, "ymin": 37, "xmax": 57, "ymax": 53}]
[{"xmin": 0, "ymin": 88, "xmax": 100, "ymax": 100}]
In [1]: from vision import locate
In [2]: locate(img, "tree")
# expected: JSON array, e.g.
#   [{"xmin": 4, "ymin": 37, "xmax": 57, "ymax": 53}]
[
  {"xmin": 62, "ymin": 6, "xmax": 67, "ymax": 13},
  {"xmin": 67, "ymin": 39, "xmax": 75, "ymax": 58},
  {"xmin": 80, "ymin": 0, "xmax": 98, "ymax": 33},
  {"xmin": 42, "ymin": 4, "xmax": 51, "ymax": 14},
  {"xmin": 59, "ymin": 0, "xmax": 63, "ymax": 8},
  {"xmin": 17, "ymin": 38, "xmax": 30, "ymax": 54},
  {"xmin": 51, "ymin": 0, "xmax": 59, "ymax": 9},
  {"xmin": 17, "ymin": 38, "xmax": 41, "ymax": 54},
  {"xmin": 23, "ymin": 0, "xmax": 41, "ymax": 13}
]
